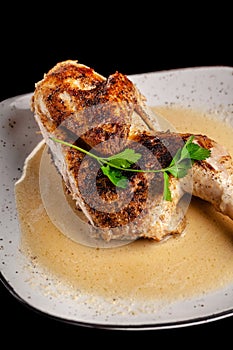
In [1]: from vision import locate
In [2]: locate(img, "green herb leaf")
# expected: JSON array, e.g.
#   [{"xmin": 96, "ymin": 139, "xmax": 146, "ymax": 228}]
[
  {"xmin": 179, "ymin": 135, "xmax": 211, "ymax": 161},
  {"xmin": 101, "ymin": 165, "xmax": 128, "ymax": 188},
  {"xmin": 106, "ymin": 148, "xmax": 141, "ymax": 170},
  {"xmin": 163, "ymin": 172, "xmax": 172, "ymax": 201},
  {"xmin": 186, "ymin": 142, "xmax": 211, "ymax": 160},
  {"xmin": 162, "ymin": 135, "xmax": 211, "ymax": 200},
  {"xmin": 108, "ymin": 148, "xmax": 142, "ymax": 164},
  {"xmin": 180, "ymin": 135, "xmax": 194, "ymax": 159},
  {"xmin": 107, "ymin": 158, "xmax": 133, "ymax": 169},
  {"xmin": 167, "ymin": 159, "xmax": 192, "ymax": 178},
  {"xmin": 50, "ymin": 134, "xmax": 211, "ymax": 202}
]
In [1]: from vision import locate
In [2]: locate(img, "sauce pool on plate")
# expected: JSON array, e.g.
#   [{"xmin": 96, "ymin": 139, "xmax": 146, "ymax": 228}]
[{"xmin": 14, "ymin": 105, "xmax": 233, "ymax": 302}]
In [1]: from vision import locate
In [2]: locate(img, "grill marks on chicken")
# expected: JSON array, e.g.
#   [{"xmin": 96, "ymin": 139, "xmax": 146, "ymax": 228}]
[{"xmin": 31, "ymin": 60, "xmax": 233, "ymax": 242}]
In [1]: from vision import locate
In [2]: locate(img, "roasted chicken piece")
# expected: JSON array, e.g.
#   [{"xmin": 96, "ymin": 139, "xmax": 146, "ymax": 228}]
[
  {"xmin": 188, "ymin": 135, "xmax": 233, "ymax": 221},
  {"xmin": 31, "ymin": 60, "xmax": 233, "ymax": 242}
]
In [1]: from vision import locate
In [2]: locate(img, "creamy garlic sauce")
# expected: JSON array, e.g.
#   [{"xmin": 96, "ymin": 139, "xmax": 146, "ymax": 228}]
[{"xmin": 15, "ymin": 105, "xmax": 233, "ymax": 302}]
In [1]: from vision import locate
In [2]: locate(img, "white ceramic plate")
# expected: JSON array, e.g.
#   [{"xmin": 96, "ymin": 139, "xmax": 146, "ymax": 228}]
[{"xmin": 1, "ymin": 66, "xmax": 233, "ymax": 330}]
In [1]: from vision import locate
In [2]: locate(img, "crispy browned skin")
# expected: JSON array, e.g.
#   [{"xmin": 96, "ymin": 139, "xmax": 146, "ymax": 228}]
[
  {"xmin": 31, "ymin": 60, "xmax": 151, "ymax": 149},
  {"xmin": 65, "ymin": 131, "xmax": 185, "ymax": 227},
  {"xmin": 31, "ymin": 60, "xmax": 233, "ymax": 242}
]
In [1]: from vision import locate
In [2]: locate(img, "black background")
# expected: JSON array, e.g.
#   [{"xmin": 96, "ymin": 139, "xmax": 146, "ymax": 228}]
[
  {"xmin": 1, "ymin": 10, "xmax": 233, "ymax": 103},
  {"xmin": 1, "ymin": 5, "xmax": 232, "ymax": 345}
]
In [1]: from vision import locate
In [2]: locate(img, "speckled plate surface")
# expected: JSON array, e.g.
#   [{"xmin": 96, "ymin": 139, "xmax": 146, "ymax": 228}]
[{"xmin": 1, "ymin": 66, "xmax": 233, "ymax": 330}]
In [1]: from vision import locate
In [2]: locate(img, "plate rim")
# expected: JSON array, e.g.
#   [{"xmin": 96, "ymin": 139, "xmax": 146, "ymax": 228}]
[{"xmin": 1, "ymin": 272, "xmax": 232, "ymax": 330}]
